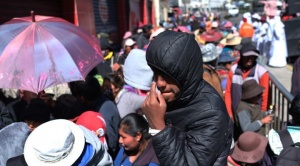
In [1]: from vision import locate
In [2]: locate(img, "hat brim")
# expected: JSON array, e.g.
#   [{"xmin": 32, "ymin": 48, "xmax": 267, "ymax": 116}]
[
  {"xmin": 232, "ymin": 134, "xmax": 267, "ymax": 163},
  {"xmin": 243, "ymin": 50, "xmax": 259, "ymax": 57},
  {"xmin": 242, "ymin": 86, "xmax": 264, "ymax": 100},
  {"xmin": 24, "ymin": 120, "xmax": 85, "ymax": 166},
  {"xmin": 200, "ymin": 34, "xmax": 223, "ymax": 42},
  {"xmin": 125, "ymin": 42, "xmax": 136, "ymax": 47},
  {"xmin": 203, "ymin": 55, "xmax": 219, "ymax": 63},
  {"xmin": 218, "ymin": 56, "xmax": 236, "ymax": 63},
  {"xmin": 220, "ymin": 36, "xmax": 242, "ymax": 46}
]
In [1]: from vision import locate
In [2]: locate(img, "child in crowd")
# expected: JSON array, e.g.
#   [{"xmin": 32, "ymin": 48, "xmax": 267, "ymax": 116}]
[{"xmin": 235, "ymin": 80, "xmax": 273, "ymax": 137}]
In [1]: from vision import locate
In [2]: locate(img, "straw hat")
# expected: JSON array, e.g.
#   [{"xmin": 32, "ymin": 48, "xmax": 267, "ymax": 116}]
[
  {"xmin": 232, "ymin": 131, "xmax": 268, "ymax": 164},
  {"xmin": 220, "ymin": 33, "xmax": 242, "ymax": 46},
  {"xmin": 24, "ymin": 119, "xmax": 85, "ymax": 166}
]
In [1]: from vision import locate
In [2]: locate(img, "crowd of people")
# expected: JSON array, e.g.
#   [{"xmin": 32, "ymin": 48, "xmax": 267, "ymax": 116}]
[{"xmin": 0, "ymin": 8, "xmax": 298, "ymax": 166}]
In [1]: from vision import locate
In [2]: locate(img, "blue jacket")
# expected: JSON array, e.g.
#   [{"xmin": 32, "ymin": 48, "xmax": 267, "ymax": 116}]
[{"xmin": 114, "ymin": 141, "xmax": 159, "ymax": 166}]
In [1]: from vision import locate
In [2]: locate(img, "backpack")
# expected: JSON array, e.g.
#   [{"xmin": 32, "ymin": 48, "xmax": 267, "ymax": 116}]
[{"xmin": 275, "ymin": 129, "xmax": 300, "ymax": 166}]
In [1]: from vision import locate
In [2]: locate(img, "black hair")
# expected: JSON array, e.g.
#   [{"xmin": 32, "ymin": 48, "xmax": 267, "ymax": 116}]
[
  {"xmin": 52, "ymin": 94, "xmax": 87, "ymax": 120},
  {"xmin": 23, "ymin": 98, "xmax": 52, "ymax": 122},
  {"xmin": 100, "ymin": 37, "xmax": 112, "ymax": 50},
  {"xmin": 159, "ymin": 20, "xmax": 165, "ymax": 27},
  {"xmin": 101, "ymin": 77, "xmax": 114, "ymax": 101},
  {"xmin": 203, "ymin": 58, "xmax": 218, "ymax": 67},
  {"xmin": 105, "ymin": 72, "xmax": 125, "ymax": 90},
  {"xmin": 69, "ymin": 75, "xmax": 102, "ymax": 100},
  {"xmin": 119, "ymin": 113, "xmax": 151, "ymax": 142},
  {"xmin": 116, "ymin": 67, "xmax": 124, "ymax": 79},
  {"xmin": 142, "ymin": 24, "xmax": 153, "ymax": 33}
]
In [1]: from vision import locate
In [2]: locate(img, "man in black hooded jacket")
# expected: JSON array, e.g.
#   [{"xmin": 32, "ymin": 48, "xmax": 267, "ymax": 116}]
[{"xmin": 142, "ymin": 30, "xmax": 233, "ymax": 165}]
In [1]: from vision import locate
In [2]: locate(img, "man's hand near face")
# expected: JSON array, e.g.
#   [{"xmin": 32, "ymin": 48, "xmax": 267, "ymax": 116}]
[{"xmin": 142, "ymin": 82, "xmax": 167, "ymax": 130}]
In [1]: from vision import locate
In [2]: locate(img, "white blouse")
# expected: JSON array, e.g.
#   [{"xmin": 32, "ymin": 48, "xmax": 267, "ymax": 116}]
[{"xmin": 268, "ymin": 126, "xmax": 300, "ymax": 155}]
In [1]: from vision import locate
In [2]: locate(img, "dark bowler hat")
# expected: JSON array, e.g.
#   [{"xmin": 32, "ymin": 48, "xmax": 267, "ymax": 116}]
[{"xmin": 242, "ymin": 79, "xmax": 264, "ymax": 100}]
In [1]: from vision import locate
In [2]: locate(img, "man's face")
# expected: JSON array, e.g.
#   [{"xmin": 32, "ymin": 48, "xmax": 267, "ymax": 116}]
[
  {"xmin": 154, "ymin": 73, "xmax": 180, "ymax": 103},
  {"xmin": 242, "ymin": 56, "xmax": 257, "ymax": 69}
]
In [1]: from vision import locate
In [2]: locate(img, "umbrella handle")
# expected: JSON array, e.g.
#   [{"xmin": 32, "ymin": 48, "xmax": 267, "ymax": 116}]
[{"xmin": 31, "ymin": 11, "xmax": 35, "ymax": 22}]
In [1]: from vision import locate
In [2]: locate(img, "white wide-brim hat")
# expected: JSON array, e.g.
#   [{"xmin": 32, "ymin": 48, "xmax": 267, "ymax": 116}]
[{"xmin": 24, "ymin": 119, "xmax": 85, "ymax": 166}]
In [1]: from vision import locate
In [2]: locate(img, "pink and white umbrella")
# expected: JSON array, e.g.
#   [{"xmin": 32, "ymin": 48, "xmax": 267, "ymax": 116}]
[{"xmin": 0, "ymin": 12, "xmax": 103, "ymax": 93}]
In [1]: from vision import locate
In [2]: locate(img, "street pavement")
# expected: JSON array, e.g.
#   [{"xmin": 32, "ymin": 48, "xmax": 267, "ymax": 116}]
[{"xmin": 265, "ymin": 64, "xmax": 293, "ymax": 93}]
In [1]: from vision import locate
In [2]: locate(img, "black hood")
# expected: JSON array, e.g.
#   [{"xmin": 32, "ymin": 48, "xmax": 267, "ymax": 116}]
[{"xmin": 146, "ymin": 30, "xmax": 203, "ymax": 110}]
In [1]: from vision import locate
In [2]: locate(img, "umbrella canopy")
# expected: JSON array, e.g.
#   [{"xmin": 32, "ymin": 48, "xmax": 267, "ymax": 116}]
[{"xmin": 0, "ymin": 13, "xmax": 103, "ymax": 93}]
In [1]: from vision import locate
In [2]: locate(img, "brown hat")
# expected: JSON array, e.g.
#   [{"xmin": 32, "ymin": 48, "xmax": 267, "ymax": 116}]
[
  {"xmin": 232, "ymin": 131, "xmax": 268, "ymax": 164},
  {"xmin": 242, "ymin": 79, "xmax": 264, "ymax": 100}
]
